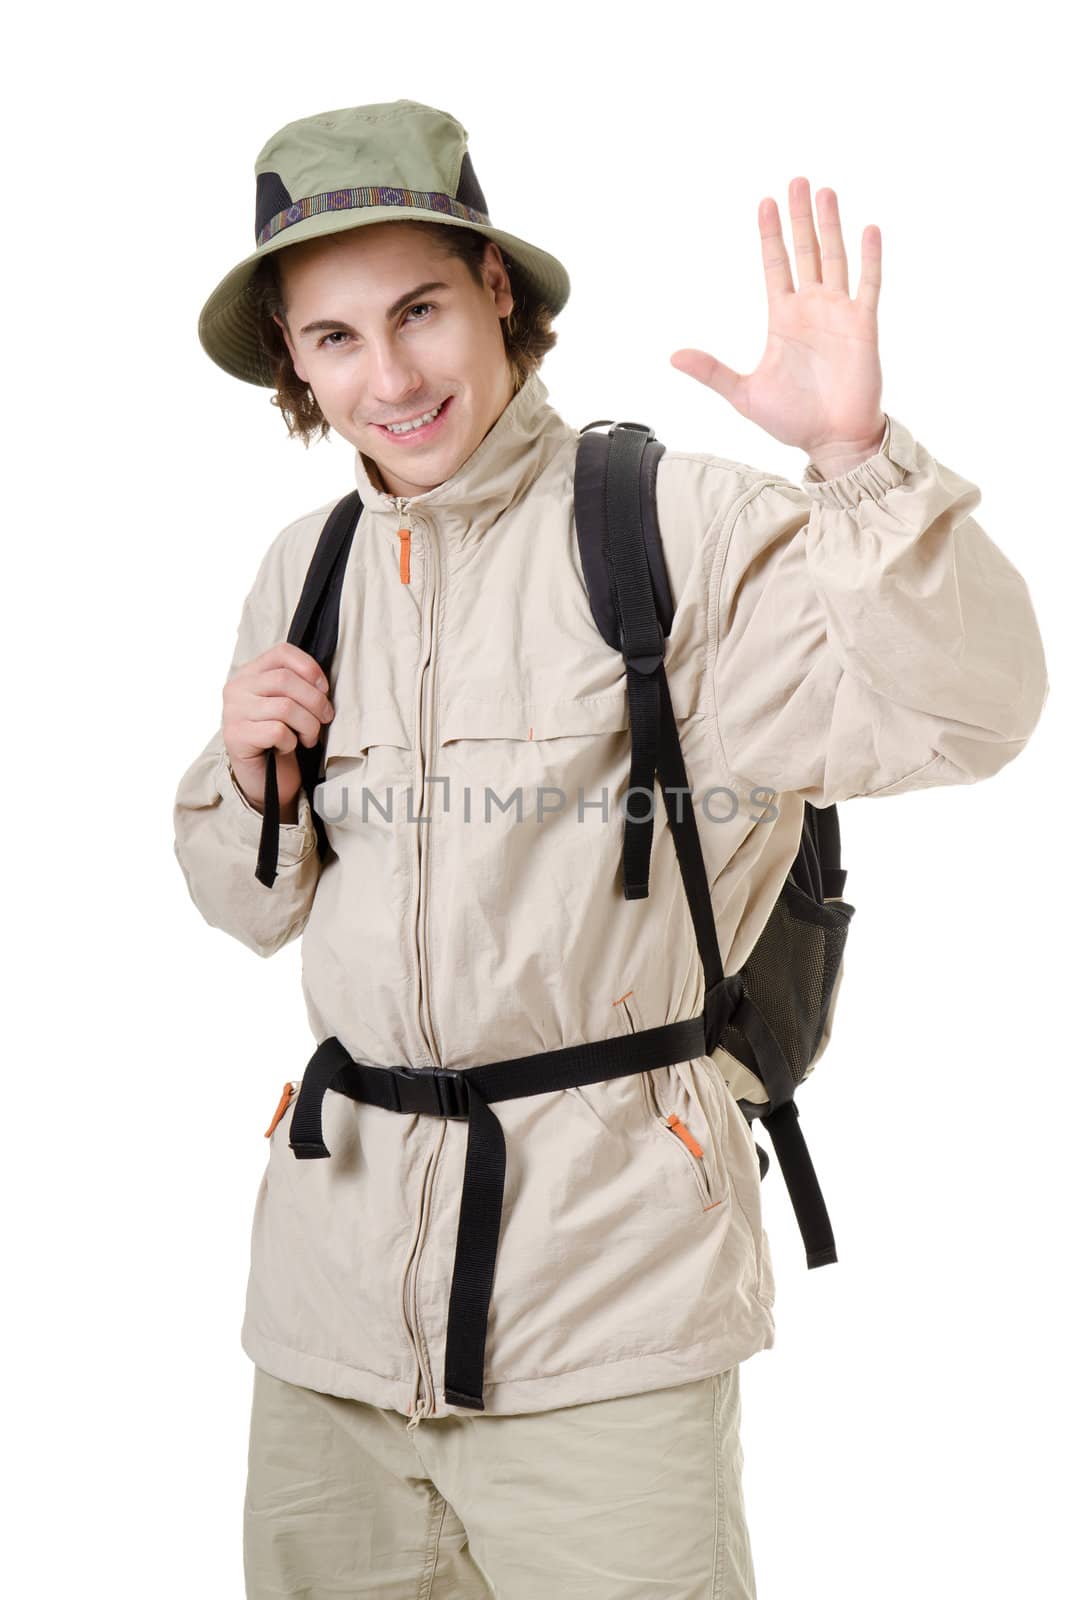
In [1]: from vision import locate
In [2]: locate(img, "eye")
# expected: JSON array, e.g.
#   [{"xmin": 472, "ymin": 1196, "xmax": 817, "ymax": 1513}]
[{"xmin": 316, "ymin": 303, "xmax": 436, "ymax": 350}]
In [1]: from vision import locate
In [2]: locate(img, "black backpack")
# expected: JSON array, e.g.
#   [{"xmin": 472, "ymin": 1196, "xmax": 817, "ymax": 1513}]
[{"xmin": 254, "ymin": 418, "xmax": 855, "ymax": 1272}]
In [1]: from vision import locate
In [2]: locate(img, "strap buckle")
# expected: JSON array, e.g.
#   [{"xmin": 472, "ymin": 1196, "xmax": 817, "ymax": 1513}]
[
  {"xmin": 389, "ymin": 1065, "xmax": 471, "ymax": 1119},
  {"xmin": 576, "ymin": 419, "xmax": 658, "ymax": 440}
]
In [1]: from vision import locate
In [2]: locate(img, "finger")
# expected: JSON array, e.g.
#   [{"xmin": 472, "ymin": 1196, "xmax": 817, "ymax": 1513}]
[
  {"xmin": 263, "ymin": 665, "xmax": 335, "ymax": 724},
  {"xmin": 758, "ymin": 197, "xmax": 795, "ymax": 300},
  {"xmin": 232, "ymin": 715, "xmax": 300, "ymax": 759},
  {"xmin": 787, "ymin": 176, "xmax": 822, "ymax": 287},
  {"xmin": 232, "ymin": 663, "xmax": 332, "ymax": 726},
  {"xmin": 856, "ymin": 223, "xmax": 882, "ymax": 313},
  {"xmin": 254, "ymin": 641, "xmax": 330, "ymax": 693},
  {"xmin": 243, "ymin": 691, "xmax": 326, "ymax": 750},
  {"xmin": 814, "ymin": 186, "xmax": 849, "ymax": 293},
  {"xmin": 670, "ymin": 348, "xmax": 747, "ymax": 409}
]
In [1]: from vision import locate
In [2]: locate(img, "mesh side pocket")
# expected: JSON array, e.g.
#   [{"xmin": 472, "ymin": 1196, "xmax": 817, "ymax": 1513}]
[{"xmin": 721, "ymin": 881, "xmax": 855, "ymax": 1087}]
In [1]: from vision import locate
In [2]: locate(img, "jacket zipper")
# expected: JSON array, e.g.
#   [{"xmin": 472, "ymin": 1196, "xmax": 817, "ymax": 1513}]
[
  {"xmin": 393, "ymin": 495, "xmax": 412, "ymax": 586},
  {"xmin": 401, "ymin": 1122, "xmax": 444, "ymax": 1430},
  {"xmin": 392, "ymin": 496, "xmax": 443, "ymax": 1424},
  {"xmin": 405, "ymin": 1120, "xmax": 446, "ymax": 1429},
  {"xmin": 391, "ymin": 496, "xmax": 441, "ymax": 1069},
  {"xmin": 414, "ymin": 508, "xmax": 441, "ymax": 1068}
]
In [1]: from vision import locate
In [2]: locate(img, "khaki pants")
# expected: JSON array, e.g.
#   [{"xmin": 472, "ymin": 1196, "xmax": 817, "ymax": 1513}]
[{"xmin": 243, "ymin": 1364, "xmax": 757, "ymax": 1599}]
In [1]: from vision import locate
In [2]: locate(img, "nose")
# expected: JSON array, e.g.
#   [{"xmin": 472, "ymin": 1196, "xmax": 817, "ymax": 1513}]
[{"xmin": 368, "ymin": 340, "xmax": 425, "ymax": 415}]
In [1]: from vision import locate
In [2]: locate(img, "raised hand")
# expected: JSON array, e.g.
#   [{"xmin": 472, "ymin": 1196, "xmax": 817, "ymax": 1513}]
[{"xmin": 670, "ymin": 178, "xmax": 886, "ymax": 473}]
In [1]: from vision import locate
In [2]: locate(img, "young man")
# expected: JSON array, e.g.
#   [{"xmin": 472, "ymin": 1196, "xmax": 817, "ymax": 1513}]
[{"xmin": 174, "ymin": 99, "xmax": 1048, "ymax": 1599}]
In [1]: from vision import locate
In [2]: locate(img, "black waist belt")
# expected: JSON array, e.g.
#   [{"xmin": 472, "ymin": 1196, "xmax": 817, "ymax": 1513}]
[{"xmin": 288, "ymin": 976, "xmax": 743, "ymax": 1412}]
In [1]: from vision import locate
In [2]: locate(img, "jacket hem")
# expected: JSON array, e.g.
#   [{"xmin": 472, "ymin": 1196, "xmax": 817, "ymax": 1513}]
[{"xmin": 241, "ymin": 1315, "xmax": 776, "ymax": 1420}]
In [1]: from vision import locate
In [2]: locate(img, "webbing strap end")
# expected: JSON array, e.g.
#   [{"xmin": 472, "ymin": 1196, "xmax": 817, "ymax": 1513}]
[
  {"xmin": 626, "ymin": 650, "xmax": 664, "ymax": 676},
  {"xmin": 444, "ymin": 1387, "xmax": 485, "ymax": 1411}
]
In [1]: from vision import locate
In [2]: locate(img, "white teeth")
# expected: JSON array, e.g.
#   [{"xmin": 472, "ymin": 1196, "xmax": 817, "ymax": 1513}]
[{"xmin": 384, "ymin": 402, "xmax": 443, "ymax": 434}]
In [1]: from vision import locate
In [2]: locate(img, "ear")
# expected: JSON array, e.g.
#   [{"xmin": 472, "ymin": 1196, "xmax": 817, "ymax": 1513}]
[
  {"xmin": 481, "ymin": 241, "xmax": 515, "ymax": 320},
  {"xmin": 272, "ymin": 312, "xmax": 309, "ymax": 385}
]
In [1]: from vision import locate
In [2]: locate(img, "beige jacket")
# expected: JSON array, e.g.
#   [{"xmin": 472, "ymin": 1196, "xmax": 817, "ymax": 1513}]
[{"xmin": 173, "ymin": 372, "xmax": 1048, "ymax": 1420}]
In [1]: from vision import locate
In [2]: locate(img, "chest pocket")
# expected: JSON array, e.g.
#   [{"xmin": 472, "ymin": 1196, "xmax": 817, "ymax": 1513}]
[
  {"xmin": 436, "ymin": 693, "xmax": 634, "ymax": 820},
  {"xmin": 316, "ymin": 701, "xmax": 414, "ymax": 834},
  {"xmin": 325, "ymin": 714, "xmax": 412, "ymax": 757},
  {"xmin": 435, "ymin": 685, "xmax": 708, "ymax": 804},
  {"xmin": 437, "ymin": 694, "xmax": 631, "ymax": 740}
]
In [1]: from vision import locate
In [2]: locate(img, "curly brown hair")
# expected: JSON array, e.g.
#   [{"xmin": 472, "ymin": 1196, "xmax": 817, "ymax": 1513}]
[{"xmin": 248, "ymin": 220, "xmax": 560, "ymax": 447}]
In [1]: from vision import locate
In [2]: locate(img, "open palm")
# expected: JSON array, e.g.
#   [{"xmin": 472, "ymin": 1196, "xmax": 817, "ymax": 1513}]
[{"xmin": 671, "ymin": 178, "xmax": 885, "ymax": 458}]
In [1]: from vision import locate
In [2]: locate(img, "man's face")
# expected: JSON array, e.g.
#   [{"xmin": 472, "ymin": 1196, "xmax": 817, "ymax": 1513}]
[{"xmin": 273, "ymin": 223, "xmax": 516, "ymax": 500}]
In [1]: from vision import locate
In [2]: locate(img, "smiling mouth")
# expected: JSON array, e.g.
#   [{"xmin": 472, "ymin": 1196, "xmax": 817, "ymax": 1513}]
[{"xmin": 373, "ymin": 396, "xmax": 453, "ymax": 437}]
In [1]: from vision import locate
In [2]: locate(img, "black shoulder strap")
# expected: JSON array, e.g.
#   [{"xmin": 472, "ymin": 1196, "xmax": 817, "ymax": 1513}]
[
  {"xmin": 574, "ymin": 421, "xmax": 670, "ymax": 899},
  {"xmin": 574, "ymin": 421, "xmax": 842, "ymax": 1268},
  {"xmin": 574, "ymin": 419, "xmax": 674, "ymax": 643},
  {"xmin": 573, "ymin": 420, "xmax": 737, "ymax": 1050},
  {"xmin": 574, "ymin": 420, "xmax": 848, "ymax": 919},
  {"xmin": 255, "ymin": 490, "xmax": 363, "ymax": 888}
]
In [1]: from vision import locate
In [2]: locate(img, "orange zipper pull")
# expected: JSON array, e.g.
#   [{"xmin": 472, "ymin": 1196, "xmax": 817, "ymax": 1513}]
[
  {"xmin": 398, "ymin": 527, "xmax": 411, "ymax": 584},
  {"xmin": 666, "ymin": 1114, "xmax": 704, "ymax": 1159},
  {"xmin": 264, "ymin": 1081, "xmax": 295, "ymax": 1138}
]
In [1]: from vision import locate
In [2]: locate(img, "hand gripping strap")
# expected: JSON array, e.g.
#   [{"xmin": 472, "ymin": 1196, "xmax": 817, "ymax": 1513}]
[{"xmin": 255, "ymin": 491, "xmax": 363, "ymax": 887}]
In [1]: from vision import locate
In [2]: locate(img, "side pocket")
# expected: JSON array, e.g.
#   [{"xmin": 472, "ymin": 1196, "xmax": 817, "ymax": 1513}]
[
  {"xmin": 704, "ymin": 1058, "xmax": 768, "ymax": 1289},
  {"xmin": 613, "ymin": 989, "xmax": 720, "ymax": 1213}
]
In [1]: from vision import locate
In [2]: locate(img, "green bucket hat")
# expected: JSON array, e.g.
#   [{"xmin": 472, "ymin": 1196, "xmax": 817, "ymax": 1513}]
[{"xmin": 197, "ymin": 98, "xmax": 572, "ymax": 389}]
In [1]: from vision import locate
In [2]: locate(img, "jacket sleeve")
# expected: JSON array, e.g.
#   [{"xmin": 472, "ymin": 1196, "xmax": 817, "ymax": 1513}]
[
  {"xmin": 172, "ymin": 534, "xmax": 323, "ymax": 959},
  {"xmin": 707, "ymin": 413, "xmax": 1050, "ymax": 805}
]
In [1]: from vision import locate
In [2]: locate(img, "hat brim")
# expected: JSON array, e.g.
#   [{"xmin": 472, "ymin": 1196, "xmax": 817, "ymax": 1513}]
[{"xmin": 198, "ymin": 206, "xmax": 571, "ymax": 388}]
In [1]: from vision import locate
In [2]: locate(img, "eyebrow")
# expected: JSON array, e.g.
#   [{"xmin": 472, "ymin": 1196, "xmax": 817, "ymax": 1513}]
[{"xmin": 298, "ymin": 281, "xmax": 451, "ymax": 339}]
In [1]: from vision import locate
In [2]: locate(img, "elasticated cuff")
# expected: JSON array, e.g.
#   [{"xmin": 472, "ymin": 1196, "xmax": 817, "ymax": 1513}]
[
  {"xmin": 801, "ymin": 414, "xmax": 923, "ymax": 509},
  {"xmin": 215, "ymin": 751, "xmax": 318, "ymax": 866}
]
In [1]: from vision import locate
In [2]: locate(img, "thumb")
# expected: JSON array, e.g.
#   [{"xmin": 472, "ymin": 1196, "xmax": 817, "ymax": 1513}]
[{"xmin": 670, "ymin": 348, "xmax": 746, "ymax": 410}]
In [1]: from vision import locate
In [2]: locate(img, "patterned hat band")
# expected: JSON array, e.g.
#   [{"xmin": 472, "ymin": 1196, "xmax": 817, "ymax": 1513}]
[
  {"xmin": 253, "ymin": 150, "xmax": 492, "ymax": 248},
  {"xmin": 256, "ymin": 186, "xmax": 491, "ymax": 249}
]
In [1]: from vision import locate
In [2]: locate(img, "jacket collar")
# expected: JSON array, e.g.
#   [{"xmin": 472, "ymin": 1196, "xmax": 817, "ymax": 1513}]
[{"xmin": 352, "ymin": 370, "xmax": 574, "ymax": 545}]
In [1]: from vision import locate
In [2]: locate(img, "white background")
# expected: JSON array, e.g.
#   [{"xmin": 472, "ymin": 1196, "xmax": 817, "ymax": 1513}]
[{"xmin": 5, "ymin": 2, "xmax": 1083, "ymax": 1595}]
